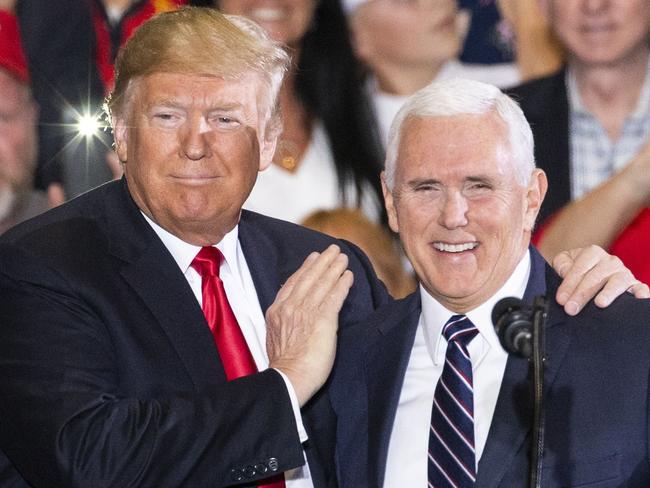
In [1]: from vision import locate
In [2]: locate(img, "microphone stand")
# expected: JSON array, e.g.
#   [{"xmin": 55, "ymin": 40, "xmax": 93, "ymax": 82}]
[{"xmin": 529, "ymin": 295, "xmax": 548, "ymax": 488}]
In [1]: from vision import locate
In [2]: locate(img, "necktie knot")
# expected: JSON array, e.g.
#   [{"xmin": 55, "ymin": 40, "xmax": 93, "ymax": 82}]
[
  {"xmin": 443, "ymin": 315, "xmax": 478, "ymax": 349},
  {"xmin": 191, "ymin": 246, "xmax": 223, "ymax": 278}
]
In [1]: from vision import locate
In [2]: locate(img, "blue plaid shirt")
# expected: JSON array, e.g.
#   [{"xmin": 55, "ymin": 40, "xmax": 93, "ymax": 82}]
[{"xmin": 567, "ymin": 59, "xmax": 650, "ymax": 200}]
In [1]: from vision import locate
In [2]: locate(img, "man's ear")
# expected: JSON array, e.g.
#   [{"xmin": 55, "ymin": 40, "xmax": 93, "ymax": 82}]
[
  {"xmin": 259, "ymin": 132, "xmax": 278, "ymax": 172},
  {"xmin": 113, "ymin": 116, "xmax": 129, "ymax": 163},
  {"xmin": 524, "ymin": 168, "xmax": 548, "ymax": 232},
  {"xmin": 381, "ymin": 172, "xmax": 399, "ymax": 234}
]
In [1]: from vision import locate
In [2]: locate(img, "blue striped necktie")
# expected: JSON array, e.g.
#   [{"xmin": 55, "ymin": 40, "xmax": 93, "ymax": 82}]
[{"xmin": 428, "ymin": 315, "xmax": 479, "ymax": 488}]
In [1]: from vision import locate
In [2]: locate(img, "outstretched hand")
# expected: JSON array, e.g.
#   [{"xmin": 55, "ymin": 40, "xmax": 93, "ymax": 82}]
[{"xmin": 266, "ymin": 245, "xmax": 354, "ymax": 406}]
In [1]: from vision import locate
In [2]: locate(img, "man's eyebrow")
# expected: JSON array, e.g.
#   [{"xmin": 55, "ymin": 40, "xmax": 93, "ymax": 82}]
[
  {"xmin": 465, "ymin": 175, "xmax": 494, "ymax": 183},
  {"xmin": 146, "ymin": 99, "xmax": 245, "ymax": 111},
  {"xmin": 406, "ymin": 178, "xmax": 441, "ymax": 188}
]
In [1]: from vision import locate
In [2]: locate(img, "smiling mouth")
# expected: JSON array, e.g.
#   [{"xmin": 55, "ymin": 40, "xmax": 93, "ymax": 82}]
[{"xmin": 433, "ymin": 242, "xmax": 478, "ymax": 253}]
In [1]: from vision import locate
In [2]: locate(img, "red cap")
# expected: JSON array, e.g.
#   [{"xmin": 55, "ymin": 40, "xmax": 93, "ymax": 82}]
[{"xmin": 0, "ymin": 11, "xmax": 30, "ymax": 84}]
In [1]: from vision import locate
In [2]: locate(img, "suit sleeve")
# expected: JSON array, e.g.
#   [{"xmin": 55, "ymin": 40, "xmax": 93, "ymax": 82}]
[
  {"xmin": 338, "ymin": 238, "xmax": 392, "ymax": 320},
  {"xmin": 0, "ymin": 246, "xmax": 305, "ymax": 488}
]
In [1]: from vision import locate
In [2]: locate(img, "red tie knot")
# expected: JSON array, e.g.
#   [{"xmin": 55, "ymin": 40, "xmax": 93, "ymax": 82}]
[{"xmin": 191, "ymin": 246, "xmax": 223, "ymax": 278}]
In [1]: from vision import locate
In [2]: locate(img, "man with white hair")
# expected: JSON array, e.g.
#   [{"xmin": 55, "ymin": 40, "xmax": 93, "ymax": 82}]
[{"xmin": 330, "ymin": 78, "xmax": 650, "ymax": 488}]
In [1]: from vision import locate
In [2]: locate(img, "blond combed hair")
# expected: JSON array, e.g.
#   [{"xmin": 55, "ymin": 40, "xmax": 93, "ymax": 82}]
[{"xmin": 106, "ymin": 7, "xmax": 290, "ymax": 137}]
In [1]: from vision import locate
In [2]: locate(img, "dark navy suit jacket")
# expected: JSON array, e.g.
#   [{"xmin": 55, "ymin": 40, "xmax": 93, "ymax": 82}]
[
  {"xmin": 331, "ymin": 248, "xmax": 650, "ymax": 487},
  {"xmin": 506, "ymin": 69, "xmax": 572, "ymax": 226},
  {"xmin": 0, "ymin": 179, "xmax": 389, "ymax": 487}
]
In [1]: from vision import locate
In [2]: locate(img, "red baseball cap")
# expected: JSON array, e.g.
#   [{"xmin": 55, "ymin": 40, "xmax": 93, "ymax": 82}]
[{"xmin": 0, "ymin": 11, "xmax": 30, "ymax": 84}]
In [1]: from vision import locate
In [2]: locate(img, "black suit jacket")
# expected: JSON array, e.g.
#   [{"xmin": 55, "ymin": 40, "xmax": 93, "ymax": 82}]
[
  {"xmin": 331, "ymin": 248, "xmax": 650, "ymax": 487},
  {"xmin": 0, "ymin": 179, "xmax": 389, "ymax": 487},
  {"xmin": 507, "ymin": 70, "xmax": 572, "ymax": 225}
]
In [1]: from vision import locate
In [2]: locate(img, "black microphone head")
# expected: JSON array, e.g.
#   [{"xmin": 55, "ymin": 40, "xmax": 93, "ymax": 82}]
[
  {"xmin": 491, "ymin": 297, "xmax": 525, "ymax": 328},
  {"xmin": 492, "ymin": 297, "xmax": 533, "ymax": 358}
]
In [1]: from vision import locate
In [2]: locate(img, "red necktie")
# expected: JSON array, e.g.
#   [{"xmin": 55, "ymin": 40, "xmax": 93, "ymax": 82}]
[{"xmin": 191, "ymin": 247, "xmax": 286, "ymax": 488}]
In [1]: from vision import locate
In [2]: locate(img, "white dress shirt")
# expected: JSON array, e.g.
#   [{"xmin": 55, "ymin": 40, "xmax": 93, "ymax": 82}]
[
  {"xmin": 383, "ymin": 251, "xmax": 531, "ymax": 487},
  {"xmin": 143, "ymin": 214, "xmax": 314, "ymax": 488}
]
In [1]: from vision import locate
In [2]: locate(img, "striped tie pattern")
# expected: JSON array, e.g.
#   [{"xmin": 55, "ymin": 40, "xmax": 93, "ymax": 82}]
[{"xmin": 428, "ymin": 315, "xmax": 479, "ymax": 488}]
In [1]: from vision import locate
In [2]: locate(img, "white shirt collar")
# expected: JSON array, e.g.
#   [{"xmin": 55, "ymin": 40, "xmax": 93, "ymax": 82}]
[
  {"xmin": 141, "ymin": 212, "xmax": 240, "ymax": 274},
  {"xmin": 419, "ymin": 250, "xmax": 531, "ymax": 366}
]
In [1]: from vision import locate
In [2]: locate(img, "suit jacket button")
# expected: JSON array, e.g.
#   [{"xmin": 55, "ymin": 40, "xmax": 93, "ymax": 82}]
[
  {"xmin": 244, "ymin": 465, "xmax": 256, "ymax": 478},
  {"xmin": 230, "ymin": 468, "xmax": 244, "ymax": 482},
  {"xmin": 255, "ymin": 463, "xmax": 268, "ymax": 474},
  {"xmin": 268, "ymin": 457, "xmax": 279, "ymax": 472}
]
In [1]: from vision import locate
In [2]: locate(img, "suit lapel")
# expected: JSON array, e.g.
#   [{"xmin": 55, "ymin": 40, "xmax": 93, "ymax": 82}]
[
  {"xmin": 107, "ymin": 180, "xmax": 226, "ymax": 389},
  {"xmin": 366, "ymin": 293, "xmax": 421, "ymax": 488},
  {"xmin": 238, "ymin": 211, "xmax": 283, "ymax": 314},
  {"xmin": 477, "ymin": 249, "xmax": 571, "ymax": 488}
]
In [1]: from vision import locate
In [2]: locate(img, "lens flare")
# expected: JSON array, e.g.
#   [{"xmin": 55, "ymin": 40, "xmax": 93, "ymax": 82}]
[{"xmin": 76, "ymin": 113, "xmax": 101, "ymax": 138}]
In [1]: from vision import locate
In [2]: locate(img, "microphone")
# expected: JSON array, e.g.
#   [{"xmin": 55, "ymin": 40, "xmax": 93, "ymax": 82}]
[{"xmin": 492, "ymin": 297, "xmax": 533, "ymax": 359}]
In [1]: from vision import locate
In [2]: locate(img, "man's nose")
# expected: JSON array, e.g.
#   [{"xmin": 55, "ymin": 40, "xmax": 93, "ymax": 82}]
[
  {"xmin": 181, "ymin": 116, "xmax": 212, "ymax": 161},
  {"xmin": 438, "ymin": 191, "xmax": 469, "ymax": 229}
]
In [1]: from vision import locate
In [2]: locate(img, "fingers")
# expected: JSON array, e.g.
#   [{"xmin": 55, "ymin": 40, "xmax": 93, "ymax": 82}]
[
  {"xmin": 274, "ymin": 251, "xmax": 319, "ymax": 302},
  {"xmin": 552, "ymin": 245, "xmax": 643, "ymax": 315},
  {"xmin": 275, "ymin": 245, "xmax": 349, "ymax": 309},
  {"xmin": 265, "ymin": 244, "xmax": 353, "ymax": 406},
  {"xmin": 325, "ymin": 269, "xmax": 354, "ymax": 315},
  {"xmin": 627, "ymin": 281, "xmax": 650, "ymax": 299}
]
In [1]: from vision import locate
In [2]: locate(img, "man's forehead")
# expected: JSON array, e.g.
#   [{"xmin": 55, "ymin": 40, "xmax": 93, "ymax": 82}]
[
  {"xmin": 395, "ymin": 114, "xmax": 514, "ymax": 178},
  {"xmin": 134, "ymin": 72, "xmax": 263, "ymax": 102}
]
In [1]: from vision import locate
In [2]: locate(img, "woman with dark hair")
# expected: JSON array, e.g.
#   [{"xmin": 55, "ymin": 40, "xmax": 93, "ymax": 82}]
[{"xmin": 212, "ymin": 0, "xmax": 385, "ymax": 224}]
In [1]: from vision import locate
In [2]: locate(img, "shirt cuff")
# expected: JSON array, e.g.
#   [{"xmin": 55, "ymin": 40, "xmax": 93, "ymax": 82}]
[{"xmin": 272, "ymin": 368, "xmax": 309, "ymax": 443}]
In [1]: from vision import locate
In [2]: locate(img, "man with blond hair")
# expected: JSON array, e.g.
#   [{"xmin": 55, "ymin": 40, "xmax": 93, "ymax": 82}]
[{"xmin": 0, "ymin": 8, "xmax": 388, "ymax": 487}]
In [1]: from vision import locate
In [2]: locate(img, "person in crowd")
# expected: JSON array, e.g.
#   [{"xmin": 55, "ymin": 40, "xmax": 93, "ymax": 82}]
[
  {"xmin": 13, "ymin": 0, "xmax": 189, "ymax": 198},
  {"xmin": 0, "ymin": 8, "xmax": 644, "ymax": 487},
  {"xmin": 214, "ymin": 0, "xmax": 386, "ymax": 224},
  {"xmin": 331, "ymin": 78, "xmax": 650, "ymax": 488},
  {"xmin": 0, "ymin": 8, "xmax": 49, "ymax": 235},
  {"xmin": 11, "ymin": 0, "xmax": 100, "ymax": 203},
  {"xmin": 301, "ymin": 208, "xmax": 416, "ymax": 298},
  {"xmin": 92, "ymin": 0, "xmax": 188, "ymax": 93},
  {"xmin": 508, "ymin": 0, "xmax": 650, "ymax": 283},
  {"xmin": 460, "ymin": 0, "xmax": 563, "ymax": 79},
  {"xmin": 343, "ymin": 0, "xmax": 563, "ymax": 145}
]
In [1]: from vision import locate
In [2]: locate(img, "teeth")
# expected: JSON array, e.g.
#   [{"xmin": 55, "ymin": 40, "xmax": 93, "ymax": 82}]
[
  {"xmin": 433, "ymin": 242, "xmax": 477, "ymax": 253},
  {"xmin": 249, "ymin": 8, "xmax": 285, "ymax": 21}
]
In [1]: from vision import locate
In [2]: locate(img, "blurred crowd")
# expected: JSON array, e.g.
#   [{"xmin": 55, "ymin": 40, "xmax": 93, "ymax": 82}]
[{"xmin": 1, "ymin": 0, "xmax": 648, "ymax": 292}]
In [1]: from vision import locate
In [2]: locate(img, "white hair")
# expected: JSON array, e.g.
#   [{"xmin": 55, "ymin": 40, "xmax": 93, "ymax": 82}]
[
  {"xmin": 384, "ymin": 78, "xmax": 535, "ymax": 189},
  {"xmin": 341, "ymin": 0, "xmax": 367, "ymax": 15}
]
